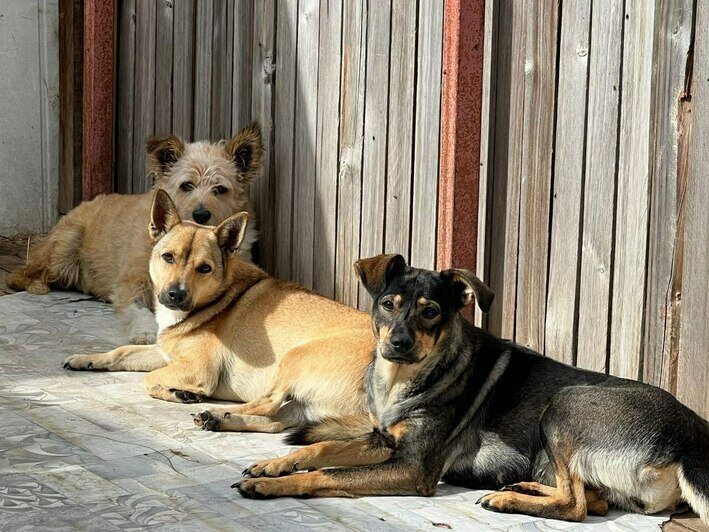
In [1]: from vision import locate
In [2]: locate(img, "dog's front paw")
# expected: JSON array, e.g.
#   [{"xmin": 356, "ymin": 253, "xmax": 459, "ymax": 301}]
[
  {"xmin": 128, "ymin": 331, "xmax": 157, "ymax": 345},
  {"xmin": 477, "ymin": 491, "xmax": 516, "ymax": 513},
  {"xmin": 193, "ymin": 410, "xmax": 222, "ymax": 431},
  {"xmin": 233, "ymin": 478, "xmax": 281, "ymax": 499},
  {"xmin": 63, "ymin": 354, "xmax": 97, "ymax": 371},
  {"xmin": 243, "ymin": 457, "xmax": 300, "ymax": 478},
  {"xmin": 172, "ymin": 389, "xmax": 203, "ymax": 404}
]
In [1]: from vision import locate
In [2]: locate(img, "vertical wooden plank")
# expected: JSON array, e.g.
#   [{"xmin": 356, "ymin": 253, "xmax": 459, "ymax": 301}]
[
  {"xmin": 211, "ymin": 0, "xmax": 233, "ymax": 140},
  {"xmin": 576, "ymin": 0, "xmax": 623, "ymax": 373},
  {"xmin": 172, "ymin": 0, "xmax": 195, "ymax": 140},
  {"xmin": 677, "ymin": 1, "xmax": 709, "ymax": 419},
  {"xmin": 313, "ymin": 0, "xmax": 342, "ymax": 298},
  {"xmin": 642, "ymin": 0, "xmax": 693, "ymax": 390},
  {"xmin": 335, "ymin": 0, "xmax": 367, "ymax": 307},
  {"xmin": 514, "ymin": 0, "xmax": 559, "ymax": 351},
  {"xmin": 383, "ymin": 0, "xmax": 415, "ymax": 261},
  {"xmin": 83, "ymin": 0, "xmax": 115, "ymax": 200},
  {"xmin": 194, "ymin": 0, "xmax": 214, "ymax": 140},
  {"xmin": 475, "ymin": 0, "xmax": 498, "ymax": 327},
  {"xmin": 273, "ymin": 0, "xmax": 297, "ymax": 280},
  {"xmin": 609, "ymin": 2, "xmax": 655, "ymax": 380},
  {"xmin": 115, "ymin": 0, "xmax": 133, "ymax": 194},
  {"xmin": 544, "ymin": 2, "xmax": 590, "ymax": 363},
  {"xmin": 410, "ymin": 0, "xmax": 443, "ymax": 271},
  {"xmin": 232, "ymin": 0, "xmax": 254, "ymax": 131},
  {"xmin": 486, "ymin": 0, "xmax": 525, "ymax": 339},
  {"xmin": 358, "ymin": 0, "xmax": 391, "ymax": 309},
  {"xmin": 132, "ymin": 0, "xmax": 156, "ymax": 193},
  {"xmin": 59, "ymin": 0, "xmax": 84, "ymax": 207},
  {"xmin": 250, "ymin": 0, "xmax": 276, "ymax": 272},
  {"xmin": 154, "ymin": 0, "xmax": 173, "ymax": 135},
  {"xmin": 291, "ymin": 0, "xmax": 320, "ymax": 289}
]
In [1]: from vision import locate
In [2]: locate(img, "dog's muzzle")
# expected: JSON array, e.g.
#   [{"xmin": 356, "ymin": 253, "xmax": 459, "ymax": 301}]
[{"xmin": 158, "ymin": 286, "xmax": 192, "ymax": 311}]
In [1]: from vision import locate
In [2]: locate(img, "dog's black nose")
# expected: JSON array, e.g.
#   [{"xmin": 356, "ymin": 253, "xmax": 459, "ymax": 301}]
[
  {"xmin": 167, "ymin": 288, "xmax": 188, "ymax": 305},
  {"xmin": 192, "ymin": 208, "xmax": 211, "ymax": 225},
  {"xmin": 390, "ymin": 333, "xmax": 414, "ymax": 353}
]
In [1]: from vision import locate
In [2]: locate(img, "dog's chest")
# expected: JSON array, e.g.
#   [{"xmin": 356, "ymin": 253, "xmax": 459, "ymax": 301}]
[
  {"xmin": 370, "ymin": 358, "xmax": 417, "ymax": 426},
  {"xmin": 155, "ymin": 303, "xmax": 188, "ymax": 333}
]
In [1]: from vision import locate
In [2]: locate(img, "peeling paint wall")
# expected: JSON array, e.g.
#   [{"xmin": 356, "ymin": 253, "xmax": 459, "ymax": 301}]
[{"xmin": 0, "ymin": 0, "xmax": 59, "ymax": 235}]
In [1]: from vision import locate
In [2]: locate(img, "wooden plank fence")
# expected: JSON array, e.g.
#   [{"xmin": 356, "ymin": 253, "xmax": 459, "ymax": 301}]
[
  {"xmin": 113, "ymin": 0, "xmax": 444, "ymax": 310},
  {"xmin": 479, "ymin": 0, "xmax": 709, "ymax": 418},
  {"xmin": 114, "ymin": 0, "xmax": 708, "ymax": 418}
]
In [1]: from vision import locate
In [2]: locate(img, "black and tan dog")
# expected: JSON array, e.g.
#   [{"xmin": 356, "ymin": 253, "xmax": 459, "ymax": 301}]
[
  {"xmin": 63, "ymin": 190, "xmax": 374, "ymax": 433},
  {"xmin": 237, "ymin": 254, "xmax": 709, "ymax": 524}
]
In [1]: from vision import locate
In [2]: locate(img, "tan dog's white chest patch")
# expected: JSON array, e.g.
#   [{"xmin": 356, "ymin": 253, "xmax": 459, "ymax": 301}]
[{"xmin": 155, "ymin": 303, "xmax": 188, "ymax": 333}]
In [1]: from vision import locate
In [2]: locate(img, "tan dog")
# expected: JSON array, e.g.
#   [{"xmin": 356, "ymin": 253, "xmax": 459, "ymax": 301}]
[
  {"xmin": 62, "ymin": 190, "xmax": 374, "ymax": 433},
  {"xmin": 9, "ymin": 124, "xmax": 263, "ymax": 344}
]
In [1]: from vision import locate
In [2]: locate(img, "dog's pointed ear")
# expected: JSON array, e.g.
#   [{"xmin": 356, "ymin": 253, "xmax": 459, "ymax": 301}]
[
  {"xmin": 150, "ymin": 189, "xmax": 182, "ymax": 241},
  {"xmin": 146, "ymin": 135, "xmax": 185, "ymax": 183},
  {"xmin": 441, "ymin": 269, "xmax": 494, "ymax": 312},
  {"xmin": 354, "ymin": 254, "xmax": 407, "ymax": 298},
  {"xmin": 225, "ymin": 123, "xmax": 264, "ymax": 183},
  {"xmin": 214, "ymin": 212, "xmax": 249, "ymax": 256}
]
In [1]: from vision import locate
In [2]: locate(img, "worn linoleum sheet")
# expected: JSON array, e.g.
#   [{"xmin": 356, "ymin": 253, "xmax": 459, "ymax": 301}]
[{"xmin": 0, "ymin": 291, "xmax": 670, "ymax": 531}]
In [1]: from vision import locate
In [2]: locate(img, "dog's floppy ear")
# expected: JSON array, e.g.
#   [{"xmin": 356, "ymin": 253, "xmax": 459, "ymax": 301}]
[
  {"xmin": 354, "ymin": 254, "xmax": 407, "ymax": 298},
  {"xmin": 150, "ymin": 189, "xmax": 182, "ymax": 241},
  {"xmin": 441, "ymin": 269, "xmax": 494, "ymax": 312},
  {"xmin": 225, "ymin": 123, "xmax": 264, "ymax": 183},
  {"xmin": 214, "ymin": 212, "xmax": 249, "ymax": 256},
  {"xmin": 146, "ymin": 135, "xmax": 185, "ymax": 182}
]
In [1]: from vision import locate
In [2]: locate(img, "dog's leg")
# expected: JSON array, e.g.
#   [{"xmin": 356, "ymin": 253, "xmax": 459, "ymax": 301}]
[
  {"xmin": 208, "ymin": 387, "xmax": 288, "ymax": 418},
  {"xmin": 244, "ymin": 436, "xmax": 392, "ymax": 478},
  {"xmin": 114, "ymin": 277, "xmax": 157, "ymax": 345},
  {"xmin": 142, "ymin": 355, "xmax": 220, "ymax": 403},
  {"xmin": 479, "ymin": 447, "xmax": 588, "ymax": 522},
  {"xmin": 195, "ymin": 412, "xmax": 293, "ymax": 432},
  {"xmin": 63, "ymin": 345, "xmax": 168, "ymax": 372},
  {"xmin": 237, "ymin": 457, "xmax": 436, "ymax": 499},
  {"xmin": 499, "ymin": 483, "xmax": 608, "ymax": 517}
]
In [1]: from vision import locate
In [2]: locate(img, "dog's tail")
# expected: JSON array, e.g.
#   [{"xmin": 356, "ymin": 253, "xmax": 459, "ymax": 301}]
[
  {"xmin": 678, "ymin": 419, "xmax": 709, "ymax": 525},
  {"xmin": 8, "ymin": 222, "xmax": 85, "ymax": 295},
  {"xmin": 285, "ymin": 415, "xmax": 372, "ymax": 445}
]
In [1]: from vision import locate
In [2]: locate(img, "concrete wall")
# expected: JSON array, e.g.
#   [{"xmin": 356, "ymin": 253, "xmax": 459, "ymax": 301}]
[{"xmin": 0, "ymin": 0, "xmax": 59, "ymax": 235}]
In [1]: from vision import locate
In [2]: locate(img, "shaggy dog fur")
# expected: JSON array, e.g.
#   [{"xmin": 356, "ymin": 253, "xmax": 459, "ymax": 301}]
[{"xmin": 8, "ymin": 123, "xmax": 263, "ymax": 344}]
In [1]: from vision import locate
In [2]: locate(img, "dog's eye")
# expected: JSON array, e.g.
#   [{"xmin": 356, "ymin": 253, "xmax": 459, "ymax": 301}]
[
  {"xmin": 161, "ymin": 252, "xmax": 174, "ymax": 264},
  {"xmin": 180, "ymin": 182, "xmax": 195, "ymax": 192},
  {"xmin": 381, "ymin": 300, "xmax": 394, "ymax": 311},
  {"xmin": 196, "ymin": 264, "xmax": 213, "ymax": 274},
  {"xmin": 213, "ymin": 185, "xmax": 228, "ymax": 195},
  {"xmin": 422, "ymin": 306, "xmax": 439, "ymax": 319}
]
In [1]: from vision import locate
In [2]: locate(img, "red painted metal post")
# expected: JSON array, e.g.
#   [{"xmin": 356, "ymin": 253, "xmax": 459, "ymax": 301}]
[
  {"xmin": 437, "ymin": 0, "xmax": 485, "ymax": 271},
  {"xmin": 82, "ymin": 0, "xmax": 114, "ymax": 200}
]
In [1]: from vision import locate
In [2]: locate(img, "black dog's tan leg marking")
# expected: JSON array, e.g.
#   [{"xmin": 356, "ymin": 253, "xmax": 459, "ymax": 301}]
[
  {"xmin": 143, "ymin": 355, "xmax": 219, "ymax": 404},
  {"xmin": 480, "ymin": 452, "xmax": 588, "ymax": 522},
  {"xmin": 238, "ymin": 459, "xmax": 434, "ymax": 499},
  {"xmin": 584, "ymin": 490, "xmax": 609, "ymax": 516},
  {"xmin": 500, "ymin": 483, "xmax": 608, "ymax": 517},
  {"xmin": 244, "ymin": 438, "xmax": 392, "ymax": 478},
  {"xmin": 63, "ymin": 345, "xmax": 167, "ymax": 372}
]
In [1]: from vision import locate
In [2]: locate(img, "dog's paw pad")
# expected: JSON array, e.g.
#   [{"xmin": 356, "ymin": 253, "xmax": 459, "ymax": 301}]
[
  {"xmin": 193, "ymin": 411, "xmax": 219, "ymax": 430},
  {"xmin": 173, "ymin": 390, "xmax": 202, "ymax": 403}
]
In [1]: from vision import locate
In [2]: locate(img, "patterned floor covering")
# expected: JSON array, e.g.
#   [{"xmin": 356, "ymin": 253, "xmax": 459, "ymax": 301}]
[{"xmin": 0, "ymin": 291, "xmax": 670, "ymax": 531}]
